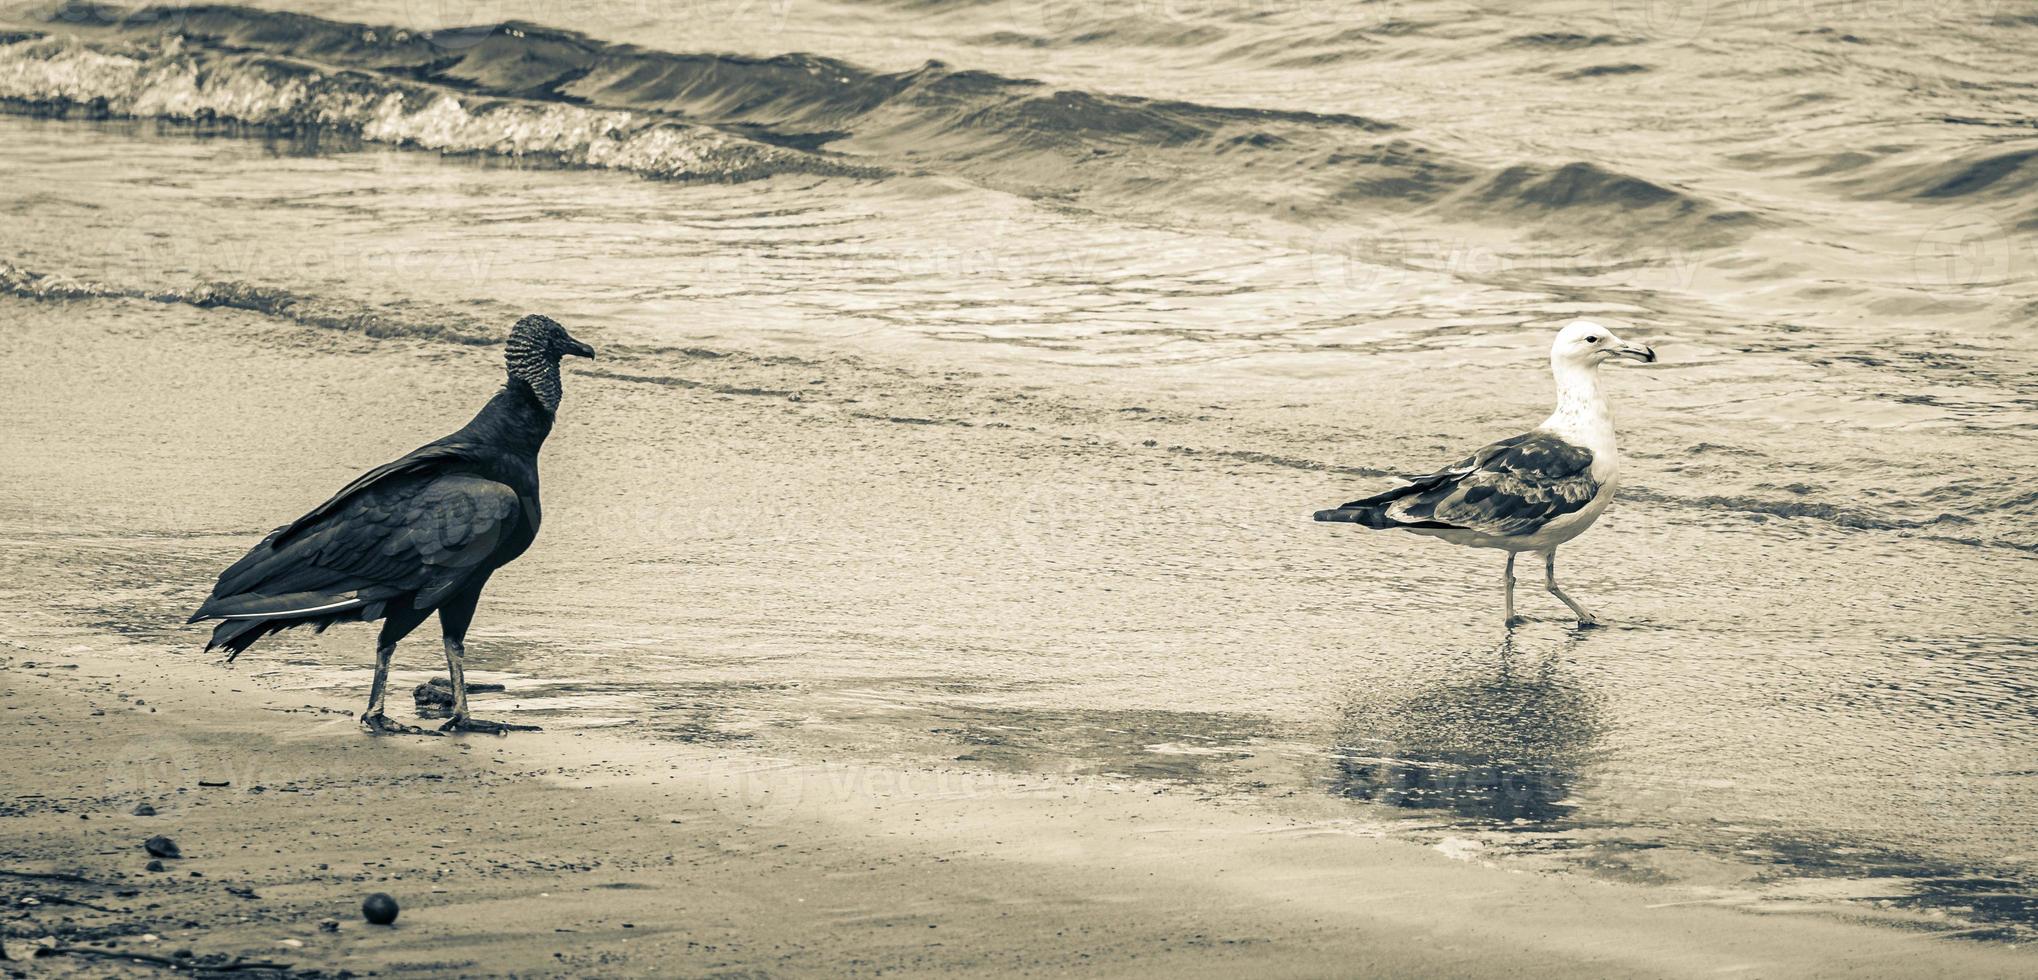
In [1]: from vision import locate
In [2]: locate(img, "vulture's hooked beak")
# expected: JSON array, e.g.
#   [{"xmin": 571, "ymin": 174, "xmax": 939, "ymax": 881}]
[
  {"xmin": 562, "ymin": 336, "xmax": 597, "ymax": 360},
  {"xmin": 1612, "ymin": 340, "xmax": 1656, "ymax": 364}
]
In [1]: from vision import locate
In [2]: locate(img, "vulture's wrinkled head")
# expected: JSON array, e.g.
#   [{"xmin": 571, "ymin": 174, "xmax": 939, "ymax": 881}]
[
  {"xmin": 507, "ymin": 314, "xmax": 596, "ymax": 363},
  {"xmin": 505, "ymin": 314, "xmax": 596, "ymax": 412}
]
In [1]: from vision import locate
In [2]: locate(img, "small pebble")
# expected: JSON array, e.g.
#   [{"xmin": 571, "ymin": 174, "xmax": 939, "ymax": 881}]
[
  {"xmin": 362, "ymin": 892, "xmax": 399, "ymax": 926},
  {"xmin": 143, "ymin": 835, "xmax": 180, "ymax": 859},
  {"xmin": 145, "ymin": 860, "xmax": 165, "ymax": 872},
  {"xmin": 132, "ymin": 803, "xmax": 157, "ymax": 816}
]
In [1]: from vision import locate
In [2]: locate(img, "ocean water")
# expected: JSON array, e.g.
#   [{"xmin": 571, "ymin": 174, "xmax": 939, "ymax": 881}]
[{"xmin": 2, "ymin": 0, "xmax": 2034, "ymax": 939}]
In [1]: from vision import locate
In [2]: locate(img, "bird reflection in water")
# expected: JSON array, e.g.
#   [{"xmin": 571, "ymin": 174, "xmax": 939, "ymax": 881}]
[{"xmin": 1330, "ymin": 632, "xmax": 1608, "ymax": 825}]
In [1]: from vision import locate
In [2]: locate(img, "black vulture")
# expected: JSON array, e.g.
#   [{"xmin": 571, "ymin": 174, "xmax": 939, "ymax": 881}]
[{"xmin": 188, "ymin": 314, "xmax": 595, "ymax": 734}]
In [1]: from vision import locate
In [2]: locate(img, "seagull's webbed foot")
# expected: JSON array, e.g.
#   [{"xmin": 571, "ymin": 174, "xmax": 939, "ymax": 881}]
[
  {"xmin": 360, "ymin": 713, "xmax": 443, "ymax": 736},
  {"xmin": 439, "ymin": 715, "xmax": 542, "ymax": 735},
  {"xmin": 1573, "ymin": 612, "xmax": 1603, "ymax": 628}
]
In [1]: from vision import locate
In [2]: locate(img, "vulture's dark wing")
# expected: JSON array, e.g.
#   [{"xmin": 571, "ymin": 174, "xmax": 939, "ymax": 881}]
[
  {"xmin": 190, "ymin": 470, "xmax": 521, "ymax": 632},
  {"xmin": 271, "ymin": 442, "xmax": 478, "ymax": 548},
  {"xmin": 1316, "ymin": 431, "xmax": 1598, "ymax": 536}
]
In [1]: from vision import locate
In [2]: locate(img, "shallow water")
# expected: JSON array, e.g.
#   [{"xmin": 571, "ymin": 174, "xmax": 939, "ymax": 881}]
[{"xmin": 1, "ymin": 0, "xmax": 2034, "ymax": 942}]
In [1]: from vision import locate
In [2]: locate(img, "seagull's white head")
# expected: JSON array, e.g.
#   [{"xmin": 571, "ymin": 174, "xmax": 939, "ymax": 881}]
[{"xmin": 1553, "ymin": 319, "xmax": 1655, "ymax": 370}]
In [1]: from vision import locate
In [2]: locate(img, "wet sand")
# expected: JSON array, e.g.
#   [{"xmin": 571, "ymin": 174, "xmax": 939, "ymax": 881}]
[
  {"xmin": 2, "ymin": 298, "xmax": 2032, "ymax": 977},
  {"xmin": 7, "ymin": 641, "xmax": 2035, "ymax": 977}
]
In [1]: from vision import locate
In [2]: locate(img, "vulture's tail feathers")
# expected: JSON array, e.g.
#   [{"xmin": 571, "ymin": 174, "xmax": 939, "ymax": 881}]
[
  {"xmin": 203, "ymin": 607, "xmax": 381, "ymax": 662},
  {"xmin": 195, "ymin": 591, "xmax": 369, "ymax": 622},
  {"xmin": 194, "ymin": 589, "xmax": 404, "ymax": 660},
  {"xmin": 206, "ymin": 618, "xmax": 278, "ymax": 662}
]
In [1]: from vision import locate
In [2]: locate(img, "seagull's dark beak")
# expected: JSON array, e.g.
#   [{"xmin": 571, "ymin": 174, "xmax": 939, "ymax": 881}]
[
  {"xmin": 1612, "ymin": 340, "xmax": 1656, "ymax": 364},
  {"xmin": 561, "ymin": 336, "xmax": 597, "ymax": 360}
]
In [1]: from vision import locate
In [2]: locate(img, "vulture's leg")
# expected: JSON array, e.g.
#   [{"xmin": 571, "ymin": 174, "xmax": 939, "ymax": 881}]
[
  {"xmin": 1544, "ymin": 549, "xmax": 1600, "ymax": 626},
  {"xmin": 362, "ymin": 604, "xmax": 438, "ymax": 736},
  {"xmin": 435, "ymin": 583, "xmax": 539, "ymax": 735},
  {"xmin": 1503, "ymin": 552, "xmax": 1520, "ymax": 627}
]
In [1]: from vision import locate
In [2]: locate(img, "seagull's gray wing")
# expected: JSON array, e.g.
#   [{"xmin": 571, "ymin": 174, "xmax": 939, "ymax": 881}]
[{"xmin": 1316, "ymin": 431, "xmax": 1598, "ymax": 536}]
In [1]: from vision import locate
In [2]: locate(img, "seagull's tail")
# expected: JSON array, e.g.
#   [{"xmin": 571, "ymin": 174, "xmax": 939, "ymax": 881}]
[
  {"xmin": 1314, "ymin": 485, "xmax": 1460, "ymax": 530},
  {"xmin": 1312, "ymin": 503, "xmax": 1398, "ymax": 527}
]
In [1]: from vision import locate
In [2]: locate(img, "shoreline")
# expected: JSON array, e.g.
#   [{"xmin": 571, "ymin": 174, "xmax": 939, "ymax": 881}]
[
  {"xmin": 4, "ymin": 630, "xmax": 2032, "ymax": 977},
  {"xmin": 1, "ymin": 294, "xmax": 2031, "ymax": 975}
]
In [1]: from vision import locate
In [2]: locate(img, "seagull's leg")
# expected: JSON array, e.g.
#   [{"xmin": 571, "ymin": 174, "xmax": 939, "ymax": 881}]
[
  {"xmin": 362, "ymin": 606, "xmax": 438, "ymax": 736},
  {"xmin": 434, "ymin": 583, "xmax": 539, "ymax": 735},
  {"xmin": 1503, "ymin": 552, "xmax": 1519, "ymax": 627},
  {"xmin": 1544, "ymin": 549, "xmax": 1600, "ymax": 626}
]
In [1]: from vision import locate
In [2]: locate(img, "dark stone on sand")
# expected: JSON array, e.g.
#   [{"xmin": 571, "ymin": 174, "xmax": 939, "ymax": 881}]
[
  {"xmin": 197, "ymin": 780, "xmax": 229, "ymax": 788},
  {"xmin": 413, "ymin": 677, "xmax": 508, "ymax": 707},
  {"xmin": 319, "ymin": 920, "xmax": 340, "ymax": 933},
  {"xmin": 143, "ymin": 835, "xmax": 180, "ymax": 859},
  {"xmin": 362, "ymin": 892, "xmax": 399, "ymax": 925},
  {"xmin": 132, "ymin": 803, "xmax": 156, "ymax": 816},
  {"xmin": 145, "ymin": 859, "xmax": 165, "ymax": 872}
]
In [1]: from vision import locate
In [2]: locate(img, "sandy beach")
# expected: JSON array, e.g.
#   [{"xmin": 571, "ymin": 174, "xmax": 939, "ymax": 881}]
[
  {"xmin": 3, "ymin": 298, "xmax": 2032, "ymax": 977},
  {"xmin": 6, "ymin": 637, "xmax": 2034, "ymax": 978},
  {"xmin": 3, "ymin": 1, "xmax": 2035, "ymax": 969}
]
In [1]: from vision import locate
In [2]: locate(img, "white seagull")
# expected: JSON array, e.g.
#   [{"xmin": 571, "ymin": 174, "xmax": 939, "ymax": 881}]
[{"xmin": 1314, "ymin": 320, "xmax": 1656, "ymax": 626}]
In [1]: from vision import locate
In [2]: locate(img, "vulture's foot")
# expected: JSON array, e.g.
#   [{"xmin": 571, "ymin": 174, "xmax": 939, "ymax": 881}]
[
  {"xmin": 360, "ymin": 713, "xmax": 443, "ymax": 737},
  {"xmin": 439, "ymin": 716, "xmax": 542, "ymax": 735}
]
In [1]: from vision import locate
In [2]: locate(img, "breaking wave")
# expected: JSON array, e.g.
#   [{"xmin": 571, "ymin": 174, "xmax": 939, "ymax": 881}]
[
  {"xmin": 0, "ymin": 30, "xmax": 880, "ymax": 182},
  {"xmin": 5, "ymin": 3, "xmax": 1759, "ymax": 243}
]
